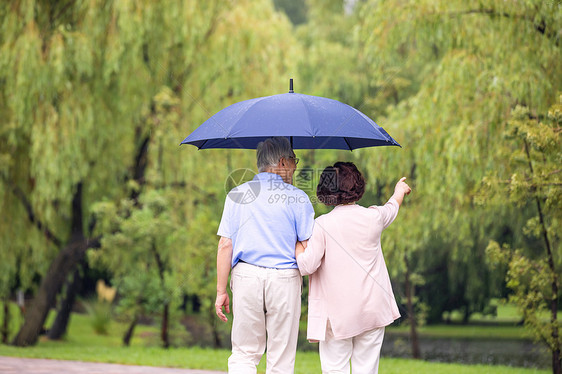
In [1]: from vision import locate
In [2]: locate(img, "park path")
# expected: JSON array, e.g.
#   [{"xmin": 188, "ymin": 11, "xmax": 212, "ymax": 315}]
[{"xmin": 0, "ymin": 356, "xmax": 226, "ymax": 374}]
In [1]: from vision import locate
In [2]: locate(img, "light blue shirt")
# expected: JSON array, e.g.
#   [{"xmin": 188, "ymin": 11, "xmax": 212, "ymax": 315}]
[{"xmin": 217, "ymin": 172, "xmax": 315, "ymax": 269}]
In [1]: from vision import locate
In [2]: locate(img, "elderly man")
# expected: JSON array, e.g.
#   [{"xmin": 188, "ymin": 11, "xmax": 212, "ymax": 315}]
[{"xmin": 215, "ymin": 136, "xmax": 315, "ymax": 374}]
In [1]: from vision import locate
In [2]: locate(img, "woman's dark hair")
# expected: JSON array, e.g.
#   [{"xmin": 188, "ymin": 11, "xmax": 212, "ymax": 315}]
[{"xmin": 316, "ymin": 162, "xmax": 365, "ymax": 206}]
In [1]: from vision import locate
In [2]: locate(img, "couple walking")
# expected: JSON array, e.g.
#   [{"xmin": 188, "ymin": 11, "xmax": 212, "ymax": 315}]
[{"xmin": 215, "ymin": 137, "xmax": 411, "ymax": 374}]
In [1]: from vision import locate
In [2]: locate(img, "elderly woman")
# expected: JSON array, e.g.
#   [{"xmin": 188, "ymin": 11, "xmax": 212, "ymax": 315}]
[{"xmin": 296, "ymin": 162, "xmax": 411, "ymax": 374}]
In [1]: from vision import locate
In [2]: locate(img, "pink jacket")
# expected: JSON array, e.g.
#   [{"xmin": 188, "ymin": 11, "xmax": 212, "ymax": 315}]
[{"xmin": 296, "ymin": 198, "xmax": 401, "ymax": 341}]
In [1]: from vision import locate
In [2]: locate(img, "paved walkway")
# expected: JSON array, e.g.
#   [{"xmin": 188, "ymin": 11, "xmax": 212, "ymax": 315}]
[{"xmin": 0, "ymin": 357, "xmax": 226, "ymax": 374}]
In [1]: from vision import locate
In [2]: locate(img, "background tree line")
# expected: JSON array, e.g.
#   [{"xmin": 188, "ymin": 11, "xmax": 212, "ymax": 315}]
[{"xmin": 0, "ymin": 0, "xmax": 560, "ymax": 372}]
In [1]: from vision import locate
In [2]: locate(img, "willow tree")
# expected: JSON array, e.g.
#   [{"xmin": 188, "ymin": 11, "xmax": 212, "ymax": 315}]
[
  {"xmin": 1, "ymin": 0, "xmax": 139, "ymax": 346},
  {"xmin": 91, "ymin": 189, "xmax": 185, "ymax": 348},
  {"xmin": 350, "ymin": 0, "xmax": 562, "ymax": 325},
  {"xmin": 0, "ymin": 0, "xmax": 298, "ymax": 346},
  {"xmin": 483, "ymin": 99, "xmax": 561, "ymax": 374}
]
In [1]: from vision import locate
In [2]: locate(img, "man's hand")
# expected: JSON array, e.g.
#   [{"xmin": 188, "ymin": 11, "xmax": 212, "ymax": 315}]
[
  {"xmin": 295, "ymin": 240, "xmax": 308, "ymax": 258},
  {"xmin": 215, "ymin": 292, "xmax": 230, "ymax": 322}
]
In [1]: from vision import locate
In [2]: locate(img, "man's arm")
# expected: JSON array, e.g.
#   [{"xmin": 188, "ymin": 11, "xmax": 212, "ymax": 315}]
[{"xmin": 215, "ymin": 236, "xmax": 233, "ymax": 322}]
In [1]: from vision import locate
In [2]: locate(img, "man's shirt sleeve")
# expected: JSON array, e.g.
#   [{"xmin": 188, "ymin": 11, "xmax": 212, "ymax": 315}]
[
  {"xmin": 296, "ymin": 216, "xmax": 326, "ymax": 276},
  {"xmin": 296, "ymin": 191, "xmax": 315, "ymax": 241}
]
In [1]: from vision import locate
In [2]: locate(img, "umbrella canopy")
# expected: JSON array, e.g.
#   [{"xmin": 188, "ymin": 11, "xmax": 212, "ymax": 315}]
[{"xmin": 181, "ymin": 81, "xmax": 400, "ymax": 150}]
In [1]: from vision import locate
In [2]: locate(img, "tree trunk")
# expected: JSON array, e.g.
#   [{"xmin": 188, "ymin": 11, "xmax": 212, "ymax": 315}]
[
  {"xmin": 524, "ymin": 140, "xmax": 560, "ymax": 374},
  {"xmin": 209, "ymin": 299, "xmax": 222, "ymax": 348},
  {"xmin": 151, "ymin": 241, "xmax": 169, "ymax": 349},
  {"xmin": 404, "ymin": 253, "xmax": 421, "ymax": 359},
  {"xmin": 538, "ymin": 194, "xmax": 561, "ymax": 374},
  {"xmin": 462, "ymin": 307, "xmax": 470, "ymax": 324},
  {"xmin": 123, "ymin": 315, "xmax": 138, "ymax": 346},
  {"xmin": 212, "ymin": 319, "xmax": 222, "ymax": 348},
  {"xmin": 12, "ymin": 239, "xmax": 87, "ymax": 346},
  {"xmin": 554, "ymin": 347, "xmax": 561, "ymax": 374},
  {"xmin": 161, "ymin": 303, "xmax": 169, "ymax": 348},
  {"xmin": 47, "ymin": 261, "xmax": 84, "ymax": 340},
  {"xmin": 2, "ymin": 300, "xmax": 9, "ymax": 344},
  {"xmin": 12, "ymin": 184, "xmax": 86, "ymax": 347}
]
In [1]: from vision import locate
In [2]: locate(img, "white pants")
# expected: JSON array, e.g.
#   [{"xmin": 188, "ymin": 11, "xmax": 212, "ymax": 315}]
[
  {"xmin": 228, "ymin": 262, "xmax": 302, "ymax": 374},
  {"xmin": 319, "ymin": 322, "xmax": 385, "ymax": 374}
]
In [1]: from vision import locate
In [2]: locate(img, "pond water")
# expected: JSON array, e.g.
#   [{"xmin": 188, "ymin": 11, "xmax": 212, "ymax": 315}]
[{"xmin": 382, "ymin": 333, "xmax": 550, "ymax": 369}]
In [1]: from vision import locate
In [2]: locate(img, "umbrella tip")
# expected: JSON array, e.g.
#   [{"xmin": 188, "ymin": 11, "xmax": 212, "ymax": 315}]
[{"xmin": 289, "ymin": 78, "xmax": 294, "ymax": 93}]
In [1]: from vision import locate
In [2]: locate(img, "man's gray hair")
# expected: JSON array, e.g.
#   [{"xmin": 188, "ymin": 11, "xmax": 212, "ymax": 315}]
[{"xmin": 256, "ymin": 137, "xmax": 295, "ymax": 172}]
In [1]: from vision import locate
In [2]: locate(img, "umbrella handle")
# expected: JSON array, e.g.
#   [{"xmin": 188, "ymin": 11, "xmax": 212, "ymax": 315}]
[{"xmin": 289, "ymin": 78, "xmax": 294, "ymax": 93}]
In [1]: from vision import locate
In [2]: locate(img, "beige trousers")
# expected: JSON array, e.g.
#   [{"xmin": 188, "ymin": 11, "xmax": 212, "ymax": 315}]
[
  {"xmin": 228, "ymin": 262, "xmax": 302, "ymax": 374},
  {"xmin": 319, "ymin": 322, "xmax": 385, "ymax": 374}
]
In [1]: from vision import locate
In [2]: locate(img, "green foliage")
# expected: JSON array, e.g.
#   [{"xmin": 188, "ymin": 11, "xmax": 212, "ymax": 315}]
[
  {"xmin": 482, "ymin": 98, "xmax": 561, "ymax": 361},
  {"xmin": 351, "ymin": 0, "xmax": 562, "ymax": 324},
  {"xmin": 177, "ymin": 206, "xmax": 221, "ymax": 307},
  {"xmin": 112, "ymin": 271, "xmax": 164, "ymax": 320},
  {"xmin": 0, "ymin": 301, "xmax": 25, "ymax": 343},
  {"xmin": 90, "ymin": 188, "xmax": 186, "ymax": 336},
  {"xmin": 273, "ymin": 0, "xmax": 308, "ymax": 25},
  {"xmin": 480, "ymin": 99, "xmax": 561, "ymax": 218},
  {"xmin": 296, "ymin": 0, "xmax": 365, "ymax": 105},
  {"xmin": 487, "ymin": 241, "xmax": 560, "ymax": 351},
  {"xmin": 84, "ymin": 300, "xmax": 112, "ymax": 335}
]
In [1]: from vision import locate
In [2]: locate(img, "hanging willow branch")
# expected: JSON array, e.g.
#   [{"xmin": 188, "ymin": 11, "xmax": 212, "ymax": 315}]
[
  {"xmin": 435, "ymin": 8, "xmax": 559, "ymax": 44},
  {"xmin": 0, "ymin": 174, "xmax": 63, "ymax": 247}
]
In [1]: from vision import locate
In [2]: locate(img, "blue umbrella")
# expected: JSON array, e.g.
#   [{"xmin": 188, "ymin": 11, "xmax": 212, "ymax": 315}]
[{"xmin": 181, "ymin": 80, "xmax": 400, "ymax": 150}]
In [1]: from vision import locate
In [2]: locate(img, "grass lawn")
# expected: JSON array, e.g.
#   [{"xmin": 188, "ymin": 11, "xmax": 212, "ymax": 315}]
[
  {"xmin": 0, "ymin": 307, "xmax": 550, "ymax": 374},
  {"xmin": 385, "ymin": 299, "xmax": 558, "ymax": 340},
  {"xmin": 386, "ymin": 323, "xmax": 531, "ymax": 340},
  {"xmin": 442, "ymin": 299, "xmax": 561, "ymax": 326},
  {"xmin": 0, "ymin": 345, "xmax": 551, "ymax": 374}
]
